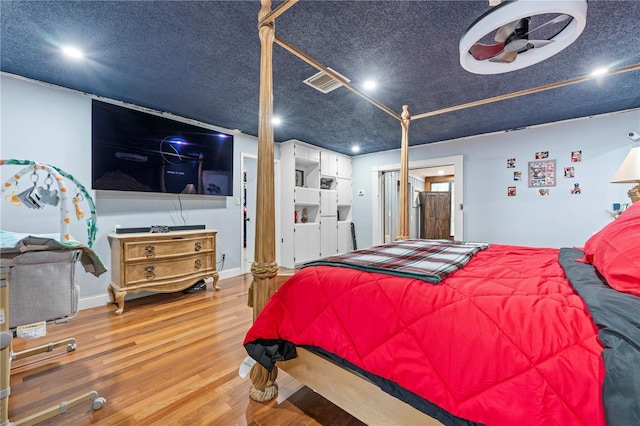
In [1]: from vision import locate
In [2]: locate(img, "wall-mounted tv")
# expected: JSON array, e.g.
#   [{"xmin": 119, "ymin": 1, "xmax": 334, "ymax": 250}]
[{"xmin": 91, "ymin": 100, "xmax": 234, "ymax": 197}]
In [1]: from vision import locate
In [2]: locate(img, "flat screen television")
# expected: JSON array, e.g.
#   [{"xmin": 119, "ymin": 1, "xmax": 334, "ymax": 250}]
[{"xmin": 91, "ymin": 100, "xmax": 234, "ymax": 196}]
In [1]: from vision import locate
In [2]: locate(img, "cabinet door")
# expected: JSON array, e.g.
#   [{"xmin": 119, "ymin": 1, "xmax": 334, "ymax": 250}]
[
  {"xmin": 295, "ymin": 223, "xmax": 321, "ymax": 263},
  {"xmin": 337, "ymin": 155, "xmax": 352, "ymax": 179},
  {"xmin": 337, "ymin": 177, "xmax": 352, "ymax": 206},
  {"xmin": 337, "ymin": 222, "xmax": 353, "ymax": 254},
  {"xmin": 295, "ymin": 187, "xmax": 320, "ymax": 207},
  {"xmin": 320, "ymin": 189, "xmax": 337, "ymax": 217},
  {"xmin": 308, "ymin": 223, "xmax": 321, "ymax": 261},
  {"xmin": 320, "ymin": 217, "xmax": 338, "ymax": 257},
  {"xmin": 320, "ymin": 151, "xmax": 338, "ymax": 177},
  {"xmin": 308, "ymin": 147, "xmax": 320, "ymax": 163},
  {"xmin": 295, "ymin": 144, "xmax": 309, "ymax": 160},
  {"xmin": 294, "ymin": 225, "xmax": 310, "ymax": 264}
]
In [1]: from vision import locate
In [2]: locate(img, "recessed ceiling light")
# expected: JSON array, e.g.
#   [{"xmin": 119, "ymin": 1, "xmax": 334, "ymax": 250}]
[
  {"xmin": 272, "ymin": 117, "xmax": 282, "ymax": 126},
  {"xmin": 591, "ymin": 67, "xmax": 609, "ymax": 77},
  {"xmin": 62, "ymin": 46, "xmax": 83, "ymax": 59},
  {"xmin": 352, "ymin": 145, "xmax": 360, "ymax": 153},
  {"xmin": 363, "ymin": 80, "xmax": 377, "ymax": 91}
]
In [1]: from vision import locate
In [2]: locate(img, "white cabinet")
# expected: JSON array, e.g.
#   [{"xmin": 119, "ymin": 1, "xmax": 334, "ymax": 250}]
[
  {"xmin": 337, "ymin": 177, "xmax": 351, "ymax": 206},
  {"xmin": 295, "ymin": 187, "xmax": 320, "ymax": 205},
  {"xmin": 295, "ymin": 144, "xmax": 320, "ymax": 163},
  {"xmin": 320, "ymin": 217, "xmax": 338, "ymax": 257},
  {"xmin": 320, "ymin": 189, "xmax": 337, "ymax": 217},
  {"xmin": 321, "ymin": 151, "xmax": 338, "ymax": 177},
  {"xmin": 337, "ymin": 154, "xmax": 352, "ymax": 179},
  {"xmin": 280, "ymin": 139, "xmax": 352, "ymax": 268},
  {"xmin": 294, "ymin": 223, "xmax": 321, "ymax": 264},
  {"xmin": 337, "ymin": 222, "xmax": 354, "ymax": 254}
]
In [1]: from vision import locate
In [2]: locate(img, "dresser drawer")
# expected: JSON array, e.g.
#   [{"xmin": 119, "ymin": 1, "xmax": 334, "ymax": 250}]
[
  {"xmin": 123, "ymin": 236, "xmax": 214, "ymax": 262},
  {"xmin": 123, "ymin": 253, "xmax": 214, "ymax": 286}
]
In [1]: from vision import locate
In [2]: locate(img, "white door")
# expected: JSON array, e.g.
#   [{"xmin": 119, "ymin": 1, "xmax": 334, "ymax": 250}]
[{"xmin": 242, "ymin": 155, "xmax": 257, "ymax": 273}]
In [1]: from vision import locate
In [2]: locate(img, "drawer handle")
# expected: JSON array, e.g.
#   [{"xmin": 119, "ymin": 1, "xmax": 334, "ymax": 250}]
[
  {"xmin": 194, "ymin": 241, "xmax": 202, "ymax": 251},
  {"xmin": 145, "ymin": 245, "xmax": 155, "ymax": 257},
  {"xmin": 144, "ymin": 266, "xmax": 155, "ymax": 279},
  {"xmin": 194, "ymin": 259, "xmax": 202, "ymax": 269}
]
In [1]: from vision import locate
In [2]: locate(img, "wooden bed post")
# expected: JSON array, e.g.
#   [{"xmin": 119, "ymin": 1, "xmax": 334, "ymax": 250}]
[
  {"xmin": 396, "ymin": 105, "xmax": 410, "ymax": 241},
  {"xmin": 249, "ymin": 0, "xmax": 280, "ymax": 402},
  {"xmin": 251, "ymin": 0, "xmax": 279, "ymax": 322}
]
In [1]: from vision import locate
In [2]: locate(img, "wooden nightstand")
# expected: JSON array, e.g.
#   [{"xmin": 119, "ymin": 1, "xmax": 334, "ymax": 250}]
[{"xmin": 107, "ymin": 230, "xmax": 219, "ymax": 315}]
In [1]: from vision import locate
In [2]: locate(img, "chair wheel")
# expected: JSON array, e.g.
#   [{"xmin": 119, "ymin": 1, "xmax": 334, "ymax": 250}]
[{"xmin": 92, "ymin": 397, "xmax": 106, "ymax": 410}]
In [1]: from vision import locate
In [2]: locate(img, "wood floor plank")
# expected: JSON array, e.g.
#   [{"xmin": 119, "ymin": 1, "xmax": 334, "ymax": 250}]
[{"xmin": 6, "ymin": 274, "xmax": 364, "ymax": 425}]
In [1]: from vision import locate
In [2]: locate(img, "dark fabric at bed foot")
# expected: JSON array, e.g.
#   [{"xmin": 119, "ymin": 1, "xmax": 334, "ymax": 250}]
[{"xmin": 559, "ymin": 248, "xmax": 640, "ymax": 425}]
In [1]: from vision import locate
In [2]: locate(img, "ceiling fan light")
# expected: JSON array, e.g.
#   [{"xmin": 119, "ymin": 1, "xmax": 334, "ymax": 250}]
[{"xmin": 459, "ymin": 0, "xmax": 587, "ymax": 74}]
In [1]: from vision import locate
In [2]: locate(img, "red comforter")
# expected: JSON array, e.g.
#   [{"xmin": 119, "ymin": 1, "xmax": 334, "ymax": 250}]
[{"xmin": 244, "ymin": 244, "xmax": 605, "ymax": 425}]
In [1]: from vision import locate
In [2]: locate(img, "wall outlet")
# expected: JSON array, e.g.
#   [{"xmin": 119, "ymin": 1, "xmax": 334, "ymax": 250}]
[{"xmin": 222, "ymin": 252, "xmax": 226, "ymax": 261}]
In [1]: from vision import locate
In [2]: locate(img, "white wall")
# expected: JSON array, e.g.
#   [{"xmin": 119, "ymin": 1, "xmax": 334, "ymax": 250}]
[
  {"xmin": 0, "ymin": 74, "xmax": 262, "ymax": 303},
  {"xmin": 3, "ymin": 73, "xmax": 639, "ymax": 303},
  {"xmin": 352, "ymin": 108, "xmax": 640, "ymax": 249}
]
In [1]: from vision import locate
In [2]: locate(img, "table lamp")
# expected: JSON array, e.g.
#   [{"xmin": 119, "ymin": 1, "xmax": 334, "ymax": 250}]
[{"xmin": 611, "ymin": 146, "xmax": 640, "ymax": 203}]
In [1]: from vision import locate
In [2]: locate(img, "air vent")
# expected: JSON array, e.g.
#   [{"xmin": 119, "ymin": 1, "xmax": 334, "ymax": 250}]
[{"xmin": 303, "ymin": 68, "xmax": 350, "ymax": 94}]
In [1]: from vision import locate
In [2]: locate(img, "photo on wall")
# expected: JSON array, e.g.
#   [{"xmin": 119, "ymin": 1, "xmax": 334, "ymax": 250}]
[
  {"xmin": 528, "ymin": 160, "xmax": 556, "ymax": 187},
  {"xmin": 571, "ymin": 151, "xmax": 582, "ymax": 162},
  {"xmin": 571, "ymin": 183, "xmax": 582, "ymax": 194},
  {"xmin": 535, "ymin": 151, "xmax": 549, "ymax": 159}
]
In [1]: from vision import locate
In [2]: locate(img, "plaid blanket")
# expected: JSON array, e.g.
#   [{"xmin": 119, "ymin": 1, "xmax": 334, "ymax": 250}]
[{"xmin": 302, "ymin": 239, "xmax": 490, "ymax": 283}]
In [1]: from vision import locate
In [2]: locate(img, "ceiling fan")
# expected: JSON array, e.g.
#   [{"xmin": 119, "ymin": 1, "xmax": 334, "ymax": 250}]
[
  {"xmin": 459, "ymin": 1, "xmax": 587, "ymax": 74},
  {"xmin": 469, "ymin": 14, "xmax": 571, "ymax": 64}
]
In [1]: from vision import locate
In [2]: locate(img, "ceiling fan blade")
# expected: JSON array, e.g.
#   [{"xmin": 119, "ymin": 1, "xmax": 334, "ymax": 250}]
[
  {"xmin": 469, "ymin": 42, "xmax": 505, "ymax": 60},
  {"xmin": 494, "ymin": 19, "xmax": 521, "ymax": 42},
  {"xmin": 525, "ymin": 39, "xmax": 555, "ymax": 49},
  {"xmin": 526, "ymin": 14, "xmax": 571, "ymax": 37},
  {"xmin": 504, "ymin": 39, "xmax": 529, "ymax": 52},
  {"xmin": 489, "ymin": 50, "xmax": 518, "ymax": 64}
]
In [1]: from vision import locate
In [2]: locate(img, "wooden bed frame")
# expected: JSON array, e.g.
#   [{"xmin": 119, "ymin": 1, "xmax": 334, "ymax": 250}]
[
  {"xmin": 246, "ymin": 1, "xmax": 437, "ymax": 423},
  {"xmin": 245, "ymin": 0, "xmax": 639, "ymax": 423}
]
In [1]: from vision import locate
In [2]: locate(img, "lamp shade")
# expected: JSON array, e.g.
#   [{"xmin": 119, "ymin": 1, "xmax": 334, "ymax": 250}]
[{"xmin": 611, "ymin": 147, "xmax": 640, "ymax": 183}]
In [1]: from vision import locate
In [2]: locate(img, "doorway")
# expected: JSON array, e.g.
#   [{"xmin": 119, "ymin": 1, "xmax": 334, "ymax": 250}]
[
  {"xmin": 241, "ymin": 154, "xmax": 257, "ymax": 273},
  {"xmin": 372, "ymin": 155, "xmax": 463, "ymax": 246},
  {"xmin": 240, "ymin": 153, "xmax": 280, "ymax": 275}
]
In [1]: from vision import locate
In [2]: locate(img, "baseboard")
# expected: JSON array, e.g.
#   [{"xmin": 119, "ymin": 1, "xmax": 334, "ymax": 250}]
[
  {"xmin": 218, "ymin": 267, "xmax": 242, "ymax": 280},
  {"xmin": 78, "ymin": 267, "xmax": 244, "ymax": 311},
  {"xmin": 79, "ymin": 293, "xmax": 111, "ymax": 310}
]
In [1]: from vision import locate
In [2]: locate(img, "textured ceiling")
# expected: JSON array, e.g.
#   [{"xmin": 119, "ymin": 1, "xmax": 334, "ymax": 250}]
[{"xmin": 1, "ymin": 1, "xmax": 639, "ymax": 155}]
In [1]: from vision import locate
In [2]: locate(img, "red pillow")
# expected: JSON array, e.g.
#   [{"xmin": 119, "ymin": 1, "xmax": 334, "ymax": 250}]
[{"xmin": 582, "ymin": 201, "xmax": 640, "ymax": 297}]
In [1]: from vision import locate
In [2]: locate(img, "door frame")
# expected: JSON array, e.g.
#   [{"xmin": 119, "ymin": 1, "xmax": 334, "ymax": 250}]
[
  {"xmin": 371, "ymin": 155, "xmax": 464, "ymax": 246},
  {"xmin": 240, "ymin": 153, "xmax": 280, "ymax": 274}
]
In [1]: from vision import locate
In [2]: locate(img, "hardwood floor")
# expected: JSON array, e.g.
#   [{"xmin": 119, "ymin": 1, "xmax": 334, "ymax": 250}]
[{"xmin": 7, "ymin": 274, "xmax": 365, "ymax": 425}]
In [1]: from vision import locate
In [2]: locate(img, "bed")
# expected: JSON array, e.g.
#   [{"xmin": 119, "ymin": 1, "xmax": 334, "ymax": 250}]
[
  {"xmin": 244, "ymin": 1, "xmax": 640, "ymax": 424},
  {"xmin": 245, "ymin": 224, "xmax": 640, "ymax": 424}
]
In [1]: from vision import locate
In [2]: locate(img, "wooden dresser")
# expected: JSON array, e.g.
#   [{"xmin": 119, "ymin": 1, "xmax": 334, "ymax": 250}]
[{"xmin": 107, "ymin": 230, "xmax": 219, "ymax": 315}]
